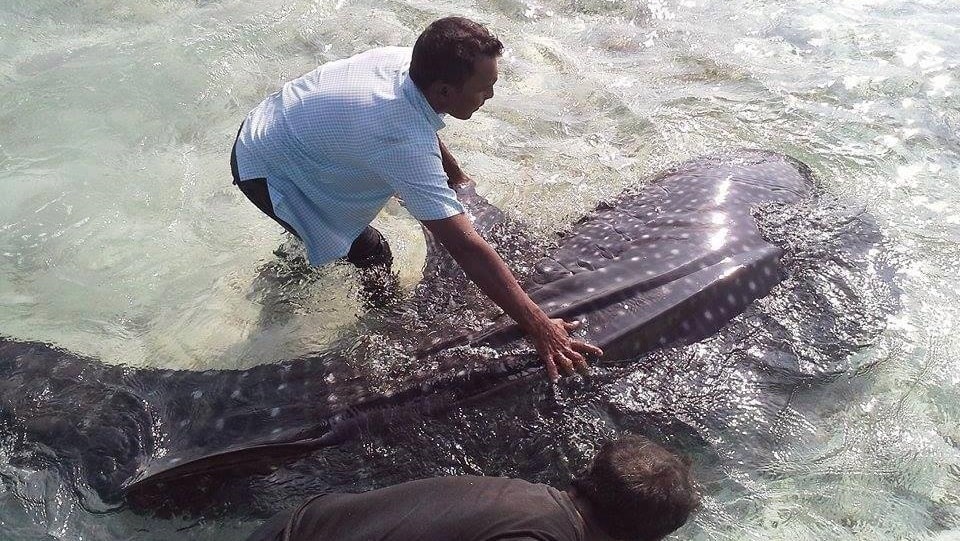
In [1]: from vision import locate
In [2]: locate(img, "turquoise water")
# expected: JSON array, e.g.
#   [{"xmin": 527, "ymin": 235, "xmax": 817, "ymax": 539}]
[{"xmin": 1, "ymin": 0, "xmax": 958, "ymax": 539}]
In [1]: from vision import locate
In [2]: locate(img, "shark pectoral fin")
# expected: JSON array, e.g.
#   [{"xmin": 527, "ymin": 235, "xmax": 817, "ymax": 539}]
[{"xmin": 121, "ymin": 429, "xmax": 343, "ymax": 496}]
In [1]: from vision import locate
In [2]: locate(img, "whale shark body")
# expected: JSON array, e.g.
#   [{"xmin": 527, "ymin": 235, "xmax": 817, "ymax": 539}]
[{"xmin": 0, "ymin": 150, "xmax": 895, "ymax": 507}]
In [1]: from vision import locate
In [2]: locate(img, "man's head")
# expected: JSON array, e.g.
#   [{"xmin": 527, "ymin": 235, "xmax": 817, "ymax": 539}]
[
  {"xmin": 571, "ymin": 435, "xmax": 700, "ymax": 541},
  {"xmin": 410, "ymin": 17, "xmax": 503, "ymax": 120}
]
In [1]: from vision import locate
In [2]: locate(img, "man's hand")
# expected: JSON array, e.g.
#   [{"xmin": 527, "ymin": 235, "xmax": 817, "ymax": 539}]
[{"xmin": 528, "ymin": 318, "xmax": 604, "ymax": 383}]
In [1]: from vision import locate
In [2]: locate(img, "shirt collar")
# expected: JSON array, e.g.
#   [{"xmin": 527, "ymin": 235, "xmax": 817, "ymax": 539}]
[{"xmin": 401, "ymin": 72, "xmax": 446, "ymax": 131}]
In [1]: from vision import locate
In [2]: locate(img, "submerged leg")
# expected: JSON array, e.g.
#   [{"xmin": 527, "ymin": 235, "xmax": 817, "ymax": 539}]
[{"xmin": 347, "ymin": 226, "xmax": 401, "ymax": 308}]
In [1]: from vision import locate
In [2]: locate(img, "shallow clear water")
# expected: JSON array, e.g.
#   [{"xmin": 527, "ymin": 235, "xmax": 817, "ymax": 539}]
[{"xmin": 1, "ymin": 0, "xmax": 958, "ymax": 539}]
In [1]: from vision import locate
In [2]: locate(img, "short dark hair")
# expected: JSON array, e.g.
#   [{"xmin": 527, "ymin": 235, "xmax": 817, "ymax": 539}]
[
  {"xmin": 409, "ymin": 17, "xmax": 503, "ymax": 90},
  {"xmin": 572, "ymin": 436, "xmax": 700, "ymax": 541}
]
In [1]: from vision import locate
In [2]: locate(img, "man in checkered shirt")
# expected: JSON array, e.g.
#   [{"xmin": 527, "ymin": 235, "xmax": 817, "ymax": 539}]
[{"xmin": 232, "ymin": 17, "xmax": 602, "ymax": 381}]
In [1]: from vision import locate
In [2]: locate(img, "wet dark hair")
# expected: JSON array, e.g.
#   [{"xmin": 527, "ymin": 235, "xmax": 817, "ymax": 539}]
[
  {"xmin": 572, "ymin": 436, "xmax": 700, "ymax": 541},
  {"xmin": 409, "ymin": 16, "xmax": 503, "ymax": 90}
]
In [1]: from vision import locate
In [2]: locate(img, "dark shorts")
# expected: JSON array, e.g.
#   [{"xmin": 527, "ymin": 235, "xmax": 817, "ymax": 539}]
[{"xmin": 231, "ymin": 134, "xmax": 392, "ymax": 269}]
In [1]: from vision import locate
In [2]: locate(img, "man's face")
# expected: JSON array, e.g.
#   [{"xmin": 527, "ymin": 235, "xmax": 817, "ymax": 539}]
[{"xmin": 444, "ymin": 56, "xmax": 498, "ymax": 120}]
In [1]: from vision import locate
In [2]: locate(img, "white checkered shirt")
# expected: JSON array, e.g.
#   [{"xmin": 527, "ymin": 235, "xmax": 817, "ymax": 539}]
[{"xmin": 234, "ymin": 46, "xmax": 465, "ymax": 265}]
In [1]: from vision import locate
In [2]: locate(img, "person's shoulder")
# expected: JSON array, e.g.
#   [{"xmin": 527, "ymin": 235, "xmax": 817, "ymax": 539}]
[
  {"xmin": 391, "ymin": 475, "xmax": 527, "ymax": 493},
  {"xmin": 350, "ymin": 46, "xmax": 412, "ymax": 66},
  {"xmin": 376, "ymin": 45, "xmax": 413, "ymax": 58},
  {"xmin": 438, "ymin": 475, "xmax": 552, "ymax": 495},
  {"xmin": 397, "ymin": 475, "xmax": 496, "ymax": 488},
  {"xmin": 470, "ymin": 478, "xmax": 586, "ymax": 541}
]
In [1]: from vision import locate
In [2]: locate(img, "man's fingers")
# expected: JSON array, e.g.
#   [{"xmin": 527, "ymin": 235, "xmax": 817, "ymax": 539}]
[
  {"xmin": 573, "ymin": 340, "xmax": 604, "ymax": 358},
  {"xmin": 538, "ymin": 319, "xmax": 600, "ymax": 382},
  {"xmin": 544, "ymin": 356, "xmax": 560, "ymax": 383},
  {"xmin": 561, "ymin": 320, "xmax": 604, "ymax": 358},
  {"xmin": 565, "ymin": 348, "xmax": 586, "ymax": 366},
  {"xmin": 566, "ymin": 348, "xmax": 591, "ymax": 377},
  {"xmin": 562, "ymin": 319, "xmax": 582, "ymax": 331},
  {"xmin": 556, "ymin": 352, "xmax": 576, "ymax": 377}
]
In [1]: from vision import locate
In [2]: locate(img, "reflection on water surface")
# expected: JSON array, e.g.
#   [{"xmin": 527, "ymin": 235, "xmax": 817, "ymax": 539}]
[{"xmin": 0, "ymin": 0, "xmax": 959, "ymax": 540}]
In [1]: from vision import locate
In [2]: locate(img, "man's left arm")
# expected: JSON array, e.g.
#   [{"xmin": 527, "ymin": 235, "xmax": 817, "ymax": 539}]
[{"xmin": 438, "ymin": 136, "xmax": 470, "ymax": 186}]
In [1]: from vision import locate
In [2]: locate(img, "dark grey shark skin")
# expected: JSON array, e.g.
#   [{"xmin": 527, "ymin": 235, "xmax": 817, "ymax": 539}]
[{"xmin": 0, "ymin": 150, "xmax": 817, "ymax": 503}]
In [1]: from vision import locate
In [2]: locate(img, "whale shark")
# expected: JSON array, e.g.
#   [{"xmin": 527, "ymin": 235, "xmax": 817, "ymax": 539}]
[{"xmin": 0, "ymin": 150, "xmax": 895, "ymax": 507}]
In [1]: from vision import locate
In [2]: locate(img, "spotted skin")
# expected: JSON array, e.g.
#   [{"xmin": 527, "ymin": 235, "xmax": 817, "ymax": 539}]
[
  {"xmin": 0, "ymin": 150, "xmax": 817, "ymax": 501},
  {"xmin": 448, "ymin": 150, "xmax": 813, "ymax": 360}
]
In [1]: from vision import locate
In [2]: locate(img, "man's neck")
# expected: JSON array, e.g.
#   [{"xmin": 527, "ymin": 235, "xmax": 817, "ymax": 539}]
[
  {"xmin": 566, "ymin": 488, "xmax": 617, "ymax": 541},
  {"xmin": 415, "ymin": 81, "xmax": 445, "ymax": 114}
]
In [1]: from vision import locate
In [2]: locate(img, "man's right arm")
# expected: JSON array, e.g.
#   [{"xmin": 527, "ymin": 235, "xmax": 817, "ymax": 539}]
[{"xmin": 422, "ymin": 213, "xmax": 603, "ymax": 382}]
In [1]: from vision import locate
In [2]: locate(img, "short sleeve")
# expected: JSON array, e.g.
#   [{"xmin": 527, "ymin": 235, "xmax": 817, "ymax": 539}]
[{"xmin": 374, "ymin": 141, "xmax": 465, "ymax": 221}]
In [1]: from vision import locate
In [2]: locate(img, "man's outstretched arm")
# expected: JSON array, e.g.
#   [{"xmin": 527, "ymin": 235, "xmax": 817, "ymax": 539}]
[{"xmin": 422, "ymin": 213, "xmax": 603, "ymax": 382}]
